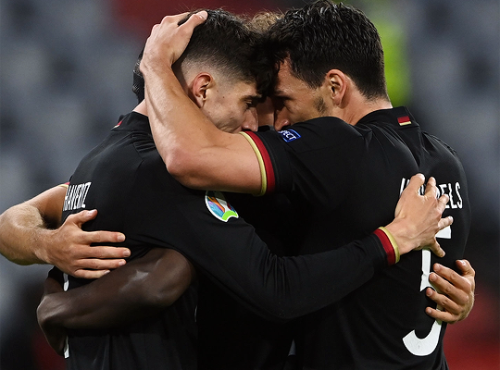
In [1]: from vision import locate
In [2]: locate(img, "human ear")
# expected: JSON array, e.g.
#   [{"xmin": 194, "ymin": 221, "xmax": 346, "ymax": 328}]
[
  {"xmin": 190, "ymin": 73, "xmax": 212, "ymax": 108},
  {"xmin": 324, "ymin": 69, "xmax": 348, "ymax": 106}
]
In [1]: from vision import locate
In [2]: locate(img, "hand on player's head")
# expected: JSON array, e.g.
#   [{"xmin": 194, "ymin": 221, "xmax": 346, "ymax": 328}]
[{"xmin": 141, "ymin": 11, "xmax": 208, "ymax": 75}]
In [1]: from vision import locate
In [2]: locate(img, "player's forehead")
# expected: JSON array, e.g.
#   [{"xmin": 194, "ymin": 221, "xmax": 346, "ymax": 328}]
[
  {"xmin": 274, "ymin": 62, "xmax": 312, "ymax": 99},
  {"xmin": 227, "ymin": 79, "xmax": 260, "ymax": 101}
]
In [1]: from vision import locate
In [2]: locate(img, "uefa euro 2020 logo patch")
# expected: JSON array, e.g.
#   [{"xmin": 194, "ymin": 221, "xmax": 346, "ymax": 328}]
[{"xmin": 205, "ymin": 191, "xmax": 239, "ymax": 222}]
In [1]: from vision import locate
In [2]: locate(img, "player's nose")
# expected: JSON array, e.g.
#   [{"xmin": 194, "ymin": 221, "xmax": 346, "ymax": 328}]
[
  {"xmin": 274, "ymin": 111, "xmax": 290, "ymax": 131},
  {"xmin": 241, "ymin": 110, "xmax": 258, "ymax": 132}
]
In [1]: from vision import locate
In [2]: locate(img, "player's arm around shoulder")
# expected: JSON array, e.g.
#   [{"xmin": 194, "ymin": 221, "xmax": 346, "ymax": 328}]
[
  {"xmin": 143, "ymin": 54, "xmax": 262, "ymax": 194},
  {"xmin": 0, "ymin": 185, "xmax": 67, "ymax": 265},
  {"xmin": 141, "ymin": 12, "xmax": 261, "ymax": 194},
  {"xmin": 0, "ymin": 185, "xmax": 129, "ymax": 278},
  {"xmin": 162, "ymin": 129, "xmax": 262, "ymax": 194}
]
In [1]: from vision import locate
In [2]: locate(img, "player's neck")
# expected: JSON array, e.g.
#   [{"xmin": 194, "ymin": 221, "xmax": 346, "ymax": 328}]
[
  {"xmin": 339, "ymin": 96, "xmax": 392, "ymax": 126},
  {"xmin": 133, "ymin": 100, "xmax": 148, "ymax": 116}
]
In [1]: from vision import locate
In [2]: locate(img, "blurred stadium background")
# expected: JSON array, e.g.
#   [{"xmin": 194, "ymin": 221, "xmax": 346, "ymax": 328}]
[{"xmin": 0, "ymin": 0, "xmax": 498, "ymax": 368}]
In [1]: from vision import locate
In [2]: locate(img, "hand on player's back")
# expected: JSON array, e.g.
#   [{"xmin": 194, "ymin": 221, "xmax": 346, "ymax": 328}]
[{"xmin": 385, "ymin": 174, "xmax": 452, "ymax": 257}]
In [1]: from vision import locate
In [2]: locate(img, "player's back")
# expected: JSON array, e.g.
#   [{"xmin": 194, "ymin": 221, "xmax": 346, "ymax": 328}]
[
  {"xmin": 61, "ymin": 112, "xmax": 197, "ymax": 370},
  {"xmin": 290, "ymin": 108, "xmax": 470, "ymax": 369}
]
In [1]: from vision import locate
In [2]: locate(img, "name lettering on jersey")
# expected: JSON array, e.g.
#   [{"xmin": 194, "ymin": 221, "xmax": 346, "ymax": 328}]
[
  {"xmin": 399, "ymin": 178, "xmax": 463, "ymax": 209},
  {"xmin": 399, "ymin": 177, "xmax": 463, "ymax": 239},
  {"xmin": 279, "ymin": 129, "xmax": 301, "ymax": 143},
  {"xmin": 63, "ymin": 182, "xmax": 92, "ymax": 211},
  {"xmin": 205, "ymin": 191, "xmax": 238, "ymax": 222}
]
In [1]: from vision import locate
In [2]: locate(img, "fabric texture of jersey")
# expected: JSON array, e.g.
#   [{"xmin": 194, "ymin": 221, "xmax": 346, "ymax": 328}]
[
  {"xmin": 196, "ymin": 191, "xmax": 299, "ymax": 370},
  {"xmin": 59, "ymin": 112, "xmax": 200, "ymax": 370},
  {"xmin": 59, "ymin": 112, "xmax": 397, "ymax": 370},
  {"xmin": 244, "ymin": 106, "xmax": 470, "ymax": 369}
]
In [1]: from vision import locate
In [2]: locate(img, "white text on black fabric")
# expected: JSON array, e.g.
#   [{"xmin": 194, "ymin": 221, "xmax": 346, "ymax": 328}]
[
  {"xmin": 63, "ymin": 182, "xmax": 92, "ymax": 211},
  {"xmin": 399, "ymin": 178, "xmax": 463, "ymax": 209}
]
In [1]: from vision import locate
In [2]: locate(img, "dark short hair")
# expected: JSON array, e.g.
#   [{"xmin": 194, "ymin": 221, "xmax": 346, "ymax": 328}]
[
  {"xmin": 133, "ymin": 9, "xmax": 274, "ymax": 103},
  {"xmin": 265, "ymin": 0, "xmax": 387, "ymax": 100}
]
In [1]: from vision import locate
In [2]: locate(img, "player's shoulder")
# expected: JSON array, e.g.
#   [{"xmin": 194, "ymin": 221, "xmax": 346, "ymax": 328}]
[
  {"xmin": 423, "ymin": 132, "xmax": 461, "ymax": 160},
  {"xmin": 276, "ymin": 116, "xmax": 364, "ymax": 152},
  {"xmin": 424, "ymin": 132, "xmax": 456, "ymax": 150},
  {"xmin": 113, "ymin": 112, "xmax": 158, "ymax": 154},
  {"xmin": 107, "ymin": 121, "xmax": 168, "ymax": 182},
  {"xmin": 293, "ymin": 116, "xmax": 359, "ymax": 135}
]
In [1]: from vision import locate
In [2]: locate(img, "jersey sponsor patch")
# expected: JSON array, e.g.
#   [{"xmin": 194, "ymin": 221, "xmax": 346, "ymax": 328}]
[
  {"xmin": 205, "ymin": 191, "xmax": 238, "ymax": 222},
  {"xmin": 279, "ymin": 128, "xmax": 301, "ymax": 142}
]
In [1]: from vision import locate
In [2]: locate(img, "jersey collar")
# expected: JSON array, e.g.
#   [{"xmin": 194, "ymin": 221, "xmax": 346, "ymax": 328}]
[{"xmin": 113, "ymin": 111, "xmax": 152, "ymax": 134}]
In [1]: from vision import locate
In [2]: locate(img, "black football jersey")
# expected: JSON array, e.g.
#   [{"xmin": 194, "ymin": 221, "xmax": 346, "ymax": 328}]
[{"xmin": 243, "ymin": 106, "xmax": 470, "ymax": 369}]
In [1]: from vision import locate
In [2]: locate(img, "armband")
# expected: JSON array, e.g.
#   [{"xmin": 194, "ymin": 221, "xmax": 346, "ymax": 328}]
[{"xmin": 374, "ymin": 227, "xmax": 401, "ymax": 265}]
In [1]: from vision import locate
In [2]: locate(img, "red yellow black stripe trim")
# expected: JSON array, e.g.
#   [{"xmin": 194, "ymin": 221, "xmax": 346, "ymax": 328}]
[
  {"xmin": 239, "ymin": 132, "xmax": 276, "ymax": 196},
  {"xmin": 374, "ymin": 227, "xmax": 400, "ymax": 265}
]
